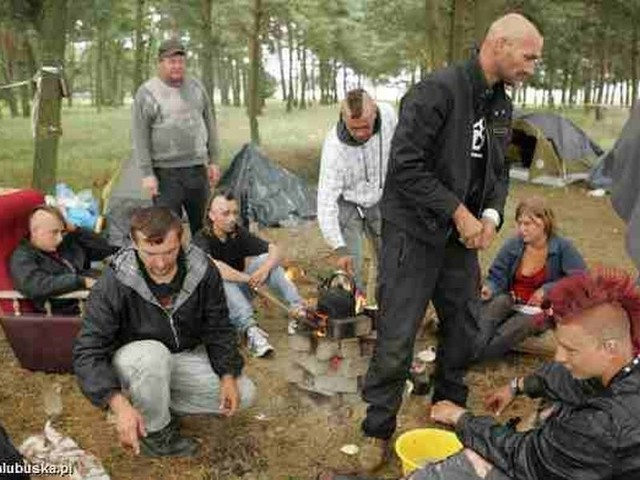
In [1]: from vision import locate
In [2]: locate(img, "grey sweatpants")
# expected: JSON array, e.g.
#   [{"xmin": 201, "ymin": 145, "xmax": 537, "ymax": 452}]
[{"xmin": 113, "ymin": 340, "xmax": 256, "ymax": 433}]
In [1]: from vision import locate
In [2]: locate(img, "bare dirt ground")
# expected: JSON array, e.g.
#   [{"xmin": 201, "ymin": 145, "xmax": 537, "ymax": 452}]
[{"xmin": 0, "ymin": 181, "xmax": 633, "ymax": 480}]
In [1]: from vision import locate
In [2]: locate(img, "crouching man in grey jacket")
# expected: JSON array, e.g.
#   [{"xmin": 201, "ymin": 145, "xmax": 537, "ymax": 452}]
[{"xmin": 73, "ymin": 206, "xmax": 255, "ymax": 457}]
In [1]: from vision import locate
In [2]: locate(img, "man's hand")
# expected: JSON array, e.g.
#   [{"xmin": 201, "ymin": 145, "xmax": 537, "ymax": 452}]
[
  {"xmin": 109, "ymin": 393, "xmax": 146, "ymax": 455},
  {"xmin": 430, "ymin": 400, "xmax": 468, "ymax": 426},
  {"xmin": 336, "ymin": 255, "xmax": 355, "ymax": 276},
  {"xmin": 208, "ymin": 164, "xmax": 221, "ymax": 186},
  {"xmin": 527, "ymin": 288, "xmax": 544, "ymax": 306},
  {"xmin": 83, "ymin": 277, "xmax": 97, "ymax": 289},
  {"xmin": 141, "ymin": 175, "xmax": 159, "ymax": 197},
  {"xmin": 480, "ymin": 284, "xmax": 493, "ymax": 301},
  {"xmin": 248, "ymin": 266, "xmax": 270, "ymax": 289},
  {"xmin": 477, "ymin": 218, "xmax": 497, "ymax": 250},
  {"xmin": 484, "ymin": 384, "xmax": 515, "ymax": 416},
  {"xmin": 453, "ymin": 204, "xmax": 483, "ymax": 248},
  {"xmin": 219, "ymin": 375, "xmax": 240, "ymax": 417}
]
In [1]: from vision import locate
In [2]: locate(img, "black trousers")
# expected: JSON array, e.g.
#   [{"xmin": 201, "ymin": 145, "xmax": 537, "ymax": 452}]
[
  {"xmin": 153, "ymin": 165, "xmax": 209, "ymax": 235},
  {"xmin": 361, "ymin": 221, "xmax": 482, "ymax": 440}
]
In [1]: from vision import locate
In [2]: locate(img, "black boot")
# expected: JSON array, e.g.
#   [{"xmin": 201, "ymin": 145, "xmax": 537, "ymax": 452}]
[{"xmin": 140, "ymin": 423, "xmax": 199, "ymax": 457}]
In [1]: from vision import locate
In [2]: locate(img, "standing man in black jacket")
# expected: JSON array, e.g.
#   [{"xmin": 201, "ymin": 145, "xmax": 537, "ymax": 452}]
[
  {"xmin": 73, "ymin": 206, "xmax": 255, "ymax": 458},
  {"xmin": 359, "ymin": 13, "xmax": 543, "ymax": 471}
]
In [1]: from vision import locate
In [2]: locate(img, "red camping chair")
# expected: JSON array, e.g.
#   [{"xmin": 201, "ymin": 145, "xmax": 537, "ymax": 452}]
[{"xmin": 0, "ymin": 189, "xmax": 85, "ymax": 373}]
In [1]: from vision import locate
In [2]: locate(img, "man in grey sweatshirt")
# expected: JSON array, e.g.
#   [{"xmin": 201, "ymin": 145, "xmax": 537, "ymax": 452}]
[{"xmin": 132, "ymin": 38, "xmax": 220, "ymax": 234}]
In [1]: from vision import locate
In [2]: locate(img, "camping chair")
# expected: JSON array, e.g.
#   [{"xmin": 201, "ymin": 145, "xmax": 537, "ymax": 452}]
[{"xmin": 0, "ymin": 189, "xmax": 86, "ymax": 373}]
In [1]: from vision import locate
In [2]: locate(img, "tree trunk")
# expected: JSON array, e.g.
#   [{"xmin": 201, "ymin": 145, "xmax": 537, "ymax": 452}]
[
  {"xmin": 561, "ymin": 68, "xmax": 569, "ymax": 106},
  {"xmin": 95, "ymin": 28, "xmax": 104, "ymax": 112},
  {"xmin": 286, "ymin": 21, "xmax": 295, "ymax": 112},
  {"xmin": 220, "ymin": 56, "xmax": 231, "ymax": 106},
  {"xmin": 332, "ymin": 58, "xmax": 338, "ymax": 103},
  {"xmin": 546, "ymin": 68, "xmax": 555, "ymax": 107},
  {"xmin": 32, "ymin": 0, "xmax": 68, "ymax": 193},
  {"xmin": 0, "ymin": 62, "xmax": 19, "ymax": 117},
  {"xmin": 200, "ymin": 0, "xmax": 217, "ymax": 122},
  {"xmin": 132, "ymin": 0, "xmax": 145, "ymax": 98},
  {"xmin": 231, "ymin": 58, "xmax": 241, "ymax": 107},
  {"xmin": 248, "ymin": 0, "xmax": 262, "ymax": 144},
  {"xmin": 632, "ymin": 23, "xmax": 638, "ymax": 106},
  {"xmin": 310, "ymin": 59, "xmax": 316, "ymax": 102},
  {"xmin": 275, "ymin": 25, "xmax": 287, "ymax": 102},
  {"xmin": 299, "ymin": 44, "xmax": 307, "ymax": 109}
]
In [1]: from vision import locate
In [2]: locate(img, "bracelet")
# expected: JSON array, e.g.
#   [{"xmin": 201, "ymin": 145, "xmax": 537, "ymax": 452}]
[{"xmin": 509, "ymin": 377, "xmax": 522, "ymax": 396}]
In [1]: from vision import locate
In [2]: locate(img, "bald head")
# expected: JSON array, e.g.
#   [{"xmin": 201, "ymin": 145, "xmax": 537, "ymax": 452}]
[
  {"xmin": 479, "ymin": 13, "xmax": 543, "ymax": 86},
  {"xmin": 485, "ymin": 13, "xmax": 540, "ymax": 44},
  {"xmin": 29, "ymin": 207, "xmax": 66, "ymax": 253}
]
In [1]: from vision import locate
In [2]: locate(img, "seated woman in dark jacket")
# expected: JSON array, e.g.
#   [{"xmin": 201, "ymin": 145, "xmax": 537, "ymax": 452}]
[
  {"xmin": 9, "ymin": 205, "xmax": 118, "ymax": 314},
  {"xmin": 479, "ymin": 196, "xmax": 586, "ymax": 359}
]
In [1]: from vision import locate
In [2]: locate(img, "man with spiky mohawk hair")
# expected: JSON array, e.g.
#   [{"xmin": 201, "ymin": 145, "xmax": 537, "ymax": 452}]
[
  {"xmin": 425, "ymin": 270, "xmax": 640, "ymax": 480},
  {"xmin": 317, "ymin": 88, "xmax": 397, "ymax": 297}
]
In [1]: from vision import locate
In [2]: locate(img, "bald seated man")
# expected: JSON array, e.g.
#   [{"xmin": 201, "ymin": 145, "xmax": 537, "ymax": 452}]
[
  {"xmin": 9, "ymin": 205, "xmax": 118, "ymax": 314},
  {"xmin": 359, "ymin": 13, "xmax": 543, "ymax": 471},
  {"xmin": 193, "ymin": 189, "xmax": 306, "ymax": 358}
]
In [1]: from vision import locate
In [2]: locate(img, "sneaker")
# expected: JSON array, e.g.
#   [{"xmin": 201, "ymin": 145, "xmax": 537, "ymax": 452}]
[
  {"xmin": 246, "ymin": 326, "xmax": 275, "ymax": 358},
  {"xmin": 357, "ymin": 437, "xmax": 389, "ymax": 473},
  {"xmin": 287, "ymin": 319, "xmax": 299, "ymax": 335},
  {"xmin": 140, "ymin": 423, "xmax": 199, "ymax": 457}
]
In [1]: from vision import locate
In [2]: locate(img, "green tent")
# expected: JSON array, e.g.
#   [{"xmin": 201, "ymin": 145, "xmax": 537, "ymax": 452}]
[{"xmin": 507, "ymin": 112, "xmax": 604, "ymax": 186}]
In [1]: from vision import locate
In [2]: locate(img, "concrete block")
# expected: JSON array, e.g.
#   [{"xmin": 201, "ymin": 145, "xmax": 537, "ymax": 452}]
[
  {"xmin": 294, "ymin": 353, "xmax": 329, "ymax": 376},
  {"xmin": 288, "ymin": 334, "xmax": 312, "ymax": 352},
  {"xmin": 360, "ymin": 337, "xmax": 377, "ymax": 357},
  {"xmin": 313, "ymin": 375, "xmax": 359, "ymax": 393},
  {"xmin": 286, "ymin": 363, "xmax": 306, "ymax": 383},
  {"xmin": 339, "ymin": 338, "xmax": 361, "ymax": 358},
  {"xmin": 328, "ymin": 356, "xmax": 371, "ymax": 378},
  {"xmin": 339, "ymin": 393, "xmax": 363, "ymax": 406},
  {"xmin": 315, "ymin": 338, "xmax": 340, "ymax": 361},
  {"xmin": 355, "ymin": 316, "xmax": 373, "ymax": 337}
]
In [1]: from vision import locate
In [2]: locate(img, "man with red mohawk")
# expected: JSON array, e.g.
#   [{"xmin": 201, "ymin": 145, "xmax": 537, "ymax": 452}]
[{"xmin": 423, "ymin": 270, "xmax": 640, "ymax": 480}]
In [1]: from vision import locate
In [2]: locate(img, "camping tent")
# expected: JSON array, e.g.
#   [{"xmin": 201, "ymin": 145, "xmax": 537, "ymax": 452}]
[
  {"xmin": 507, "ymin": 111, "xmax": 604, "ymax": 186},
  {"xmin": 102, "ymin": 157, "xmax": 152, "ymax": 246},
  {"xmin": 219, "ymin": 143, "xmax": 316, "ymax": 227}
]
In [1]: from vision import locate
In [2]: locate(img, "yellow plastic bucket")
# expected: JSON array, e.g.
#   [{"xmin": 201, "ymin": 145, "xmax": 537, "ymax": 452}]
[{"xmin": 395, "ymin": 428, "xmax": 463, "ymax": 475}]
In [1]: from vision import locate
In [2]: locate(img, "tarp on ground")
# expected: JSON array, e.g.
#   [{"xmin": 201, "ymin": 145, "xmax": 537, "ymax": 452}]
[
  {"xmin": 507, "ymin": 111, "xmax": 604, "ymax": 186},
  {"xmin": 102, "ymin": 157, "xmax": 152, "ymax": 246},
  {"xmin": 219, "ymin": 143, "xmax": 316, "ymax": 227}
]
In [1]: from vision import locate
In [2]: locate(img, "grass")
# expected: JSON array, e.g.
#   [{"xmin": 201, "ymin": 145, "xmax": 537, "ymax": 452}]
[
  {"xmin": 0, "ymin": 101, "xmax": 340, "ymax": 191},
  {"xmin": 0, "ymin": 100, "xmax": 630, "ymax": 192}
]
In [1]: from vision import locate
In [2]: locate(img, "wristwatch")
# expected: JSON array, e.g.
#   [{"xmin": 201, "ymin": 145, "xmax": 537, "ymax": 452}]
[{"xmin": 509, "ymin": 377, "xmax": 522, "ymax": 396}]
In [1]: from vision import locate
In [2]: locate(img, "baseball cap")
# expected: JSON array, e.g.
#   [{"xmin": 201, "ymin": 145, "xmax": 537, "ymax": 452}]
[{"xmin": 158, "ymin": 38, "xmax": 186, "ymax": 59}]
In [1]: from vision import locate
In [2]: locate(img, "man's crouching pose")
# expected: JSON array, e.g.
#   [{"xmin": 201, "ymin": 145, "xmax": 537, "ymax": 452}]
[{"xmin": 74, "ymin": 206, "xmax": 255, "ymax": 457}]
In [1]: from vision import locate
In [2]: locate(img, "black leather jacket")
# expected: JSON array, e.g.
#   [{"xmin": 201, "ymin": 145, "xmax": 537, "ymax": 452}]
[
  {"xmin": 381, "ymin": 57, "xmax": 512, "ymax": 246},
  {"xmin": 9, "ymin": 229, "xmax": 117, "ymax": 314},
  {"xmin": 457, "ymin": 361, "xmax": 640, "ymax": 480}
]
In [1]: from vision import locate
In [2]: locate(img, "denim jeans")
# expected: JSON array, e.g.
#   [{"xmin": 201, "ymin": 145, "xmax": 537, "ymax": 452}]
[
  {"xmin": 113, "ymin": 340, "xmax": 256, "ymax": 433},
  {"xmin": 223, "ymin": 253, "xmax": 303, "ymax": 332}
]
